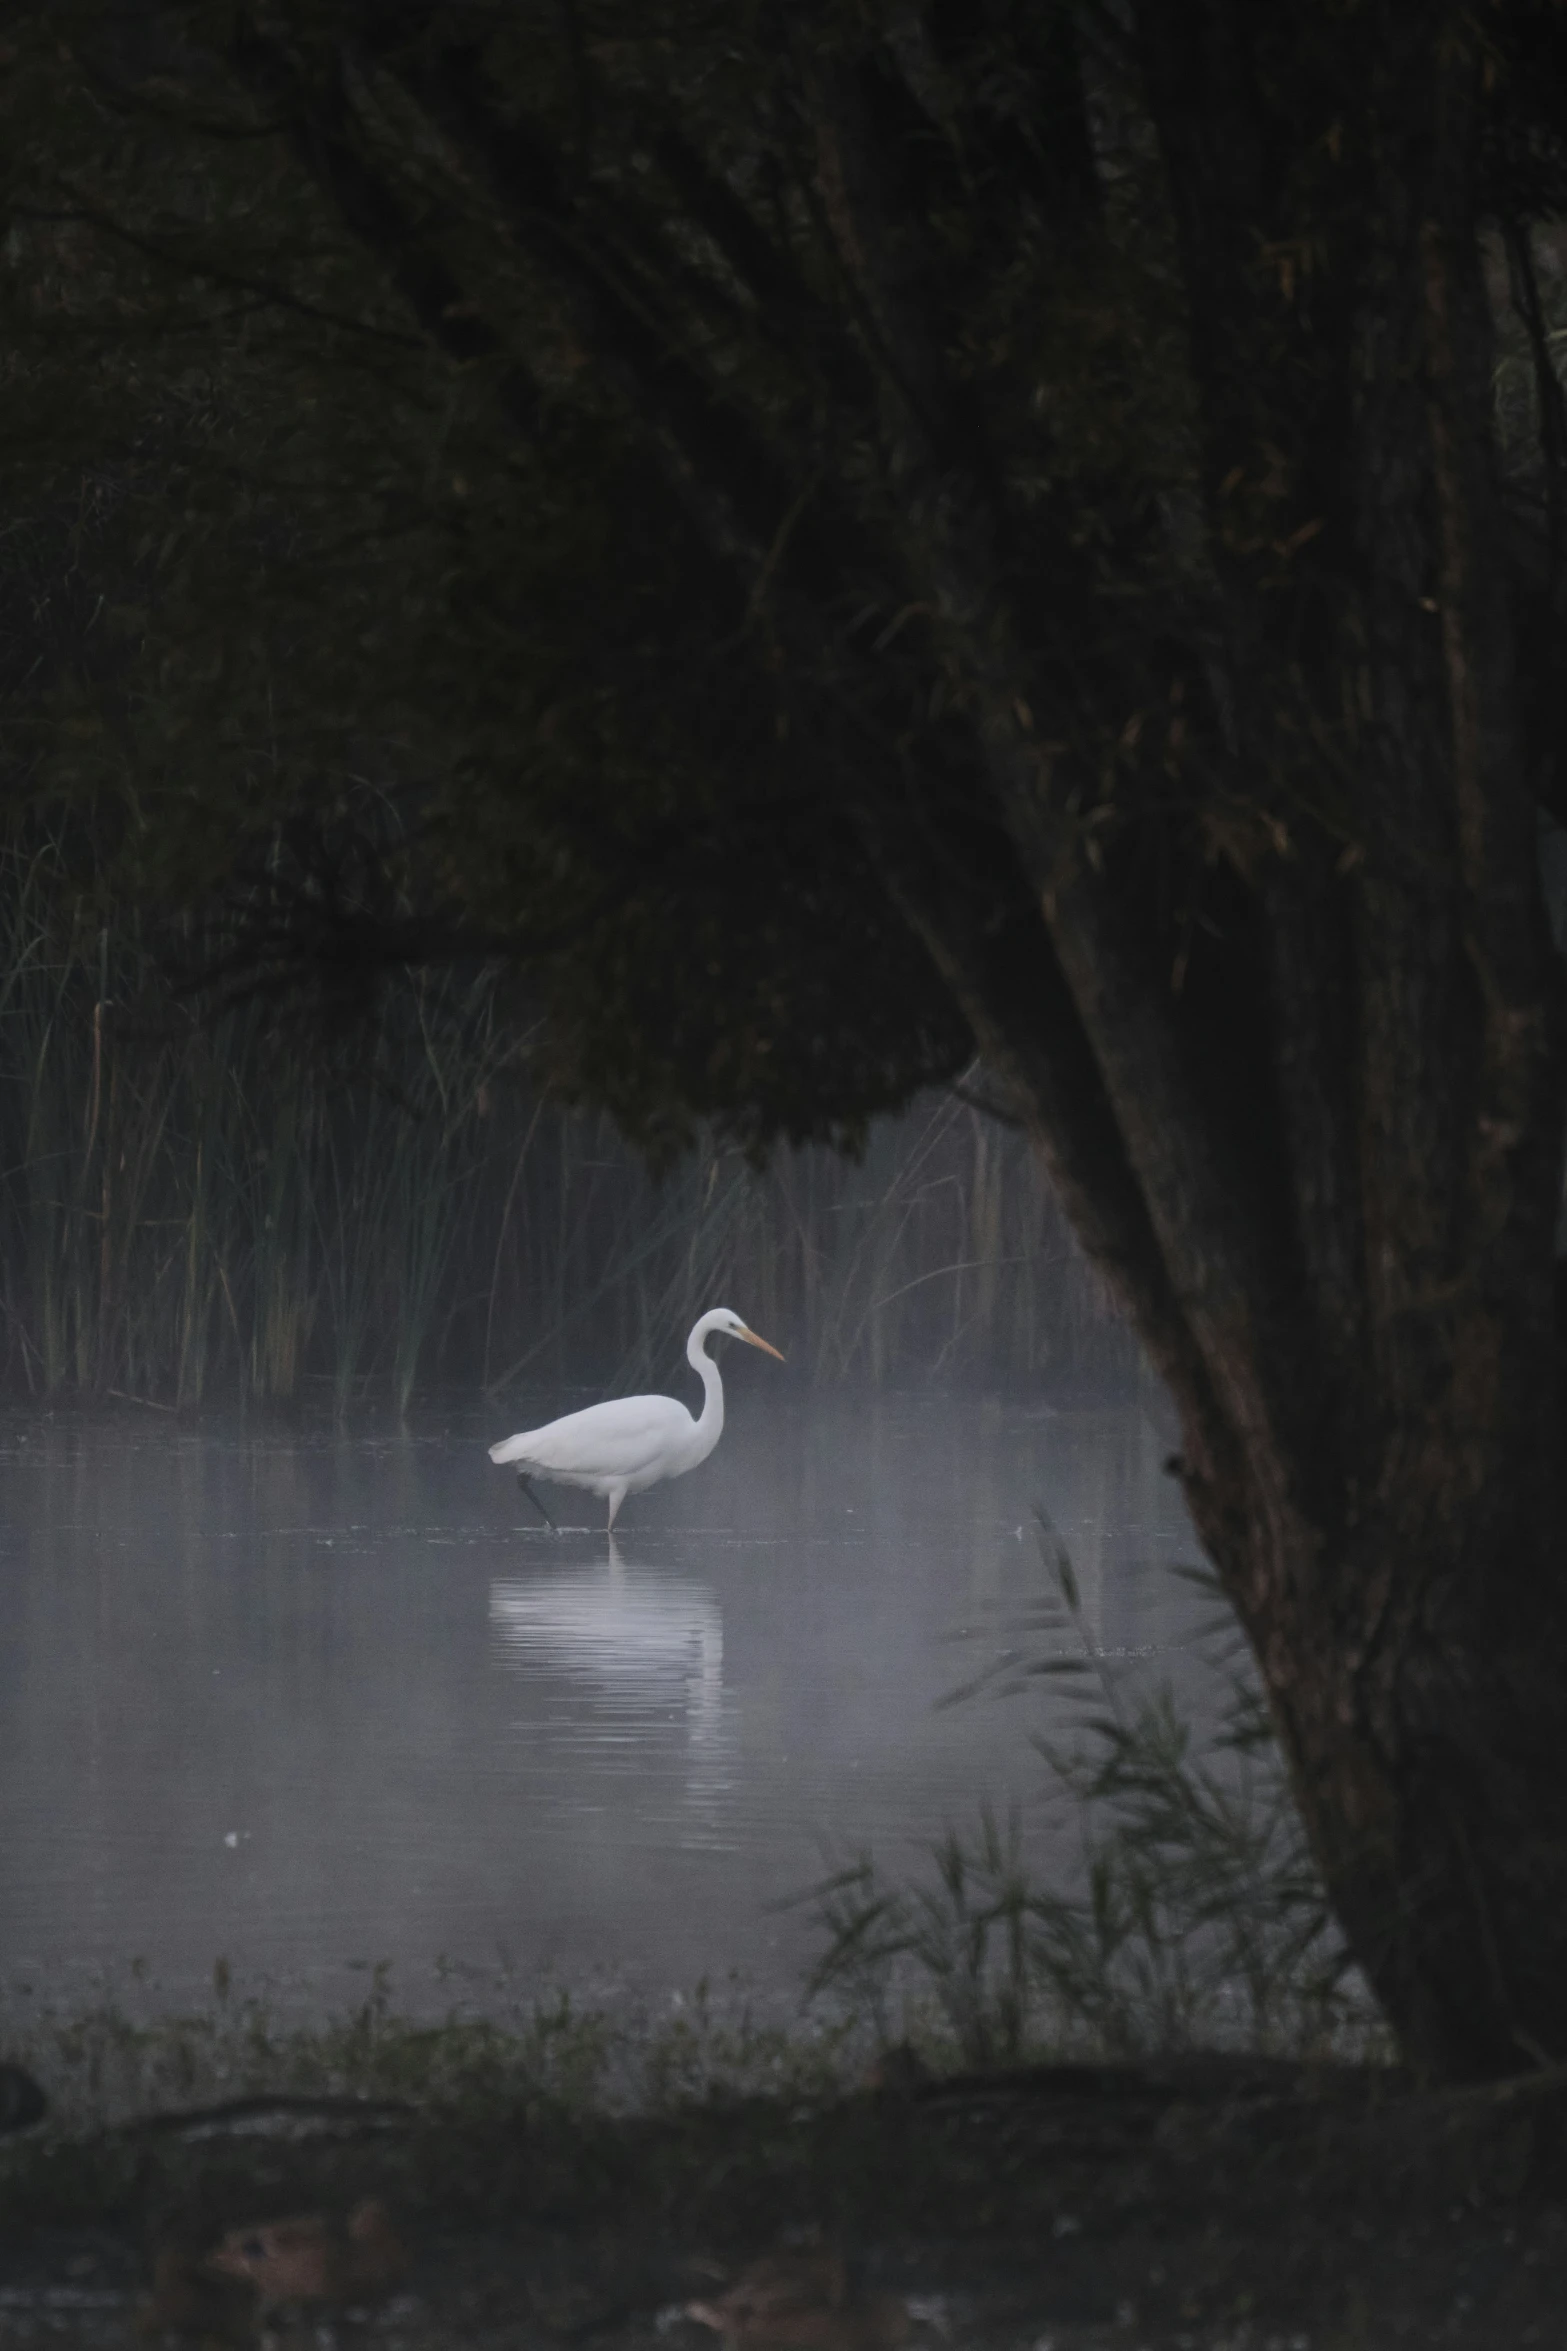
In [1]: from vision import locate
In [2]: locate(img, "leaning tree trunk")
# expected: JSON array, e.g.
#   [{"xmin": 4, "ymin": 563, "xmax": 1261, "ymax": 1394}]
[
  {"xmin": 788, "ymin": 6, "xmax": 1567, "ymax": 2073},
  {"xmin": 1098, "ymin": 10, "xmax": 1567, "ymax": 2081},
  {"xmin": 859, "ymin": 9, "xmax": 1567, "ymax": 2078}
]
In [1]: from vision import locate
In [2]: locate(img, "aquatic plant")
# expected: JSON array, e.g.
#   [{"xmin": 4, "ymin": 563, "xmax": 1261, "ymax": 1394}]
[{"xmin": 801, "ymin": 1524, "xmax": 1384, "ymax": 2068}]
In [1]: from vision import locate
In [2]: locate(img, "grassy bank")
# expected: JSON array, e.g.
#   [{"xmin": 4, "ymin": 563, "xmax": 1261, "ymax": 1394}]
[
  {"xmin": 0, "ymin": 826, "xmax": 1132, "ymax": 1408},
  {"xmin": 1, "ymin": 2009, "xmax": 1553, "ymax": 2351}
]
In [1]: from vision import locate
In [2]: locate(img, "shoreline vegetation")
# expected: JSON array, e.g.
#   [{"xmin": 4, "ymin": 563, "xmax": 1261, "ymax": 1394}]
[{"xmin": 0, "ymin": 826, "xmax": 1133, "ymax": 1414}]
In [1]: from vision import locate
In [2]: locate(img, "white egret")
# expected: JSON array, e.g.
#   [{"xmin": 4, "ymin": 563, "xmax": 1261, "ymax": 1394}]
[{"xmin": 488, "ymin": 1307, "xmax": 784, "ymax": 1532}]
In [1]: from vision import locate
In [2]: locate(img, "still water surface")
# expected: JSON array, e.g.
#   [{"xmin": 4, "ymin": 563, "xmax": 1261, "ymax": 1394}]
[{"xmin": 0, "ymin": 1385, "xmax": 1208, "ymax": 2016}]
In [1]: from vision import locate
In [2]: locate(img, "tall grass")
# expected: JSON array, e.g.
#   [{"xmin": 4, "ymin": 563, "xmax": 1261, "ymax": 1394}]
[
  {"xmin": 0, "ymin": 826, "xmax": 1133, "ymax": 1405},
  {"xmin": 801, "ymin": 1522, "xmax": 1382, "ymax": 2067}
]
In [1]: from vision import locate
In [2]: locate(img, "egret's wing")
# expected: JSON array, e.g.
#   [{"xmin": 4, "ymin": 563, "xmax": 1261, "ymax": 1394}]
[{"xmin": 490, "ymin": 1393, "xmax": 692, "ymax": 1478}]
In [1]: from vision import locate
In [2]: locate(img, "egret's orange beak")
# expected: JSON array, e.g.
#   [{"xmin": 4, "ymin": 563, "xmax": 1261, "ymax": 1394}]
[{"xmin": 737, "ymin": 1325, "xmax": 786, "ymax": 1362}]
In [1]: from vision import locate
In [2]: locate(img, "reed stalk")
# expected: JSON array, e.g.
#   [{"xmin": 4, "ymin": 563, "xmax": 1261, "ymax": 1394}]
[{"xmin": 0, "ymin": 824, "xmax": 1133, "ymax": 1403}]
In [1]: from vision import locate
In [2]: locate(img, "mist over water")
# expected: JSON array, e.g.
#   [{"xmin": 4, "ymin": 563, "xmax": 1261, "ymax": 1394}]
[{"xmin": 0, "ymin": 1382, "xmax": 1207, "ymax": 2019}]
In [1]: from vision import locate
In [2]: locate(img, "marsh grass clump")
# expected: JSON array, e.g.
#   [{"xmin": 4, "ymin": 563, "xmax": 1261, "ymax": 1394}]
[
  {"xmin": 803, "ymin": 1523, "xmax": 1386, "ymax": 2070},
  {"xmin": 0, "ymin": 1959, "xmax": 856, "ymax": 2145}
]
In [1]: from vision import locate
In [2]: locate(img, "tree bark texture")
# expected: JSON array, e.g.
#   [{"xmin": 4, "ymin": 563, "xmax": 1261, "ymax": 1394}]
[{"xmin": 200, "ymin": 0, "xmax": 1567, "ymax": 2074}]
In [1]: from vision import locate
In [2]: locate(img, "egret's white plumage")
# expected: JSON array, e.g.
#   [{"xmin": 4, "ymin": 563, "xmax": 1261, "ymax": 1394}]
[{"xmin": 488, "ymin": 1307, "xmax": 784, "ymax": 1531}]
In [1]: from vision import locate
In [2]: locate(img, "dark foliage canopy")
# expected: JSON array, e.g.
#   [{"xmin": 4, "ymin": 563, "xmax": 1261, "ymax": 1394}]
[{"xmin": 6, "ymin": 3, "xmax": 1554, "ymax": 1156}]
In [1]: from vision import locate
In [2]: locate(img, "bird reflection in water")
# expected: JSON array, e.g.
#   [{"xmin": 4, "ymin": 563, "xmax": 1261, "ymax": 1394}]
[{"xmin": 489, "ymin": 1542, "xmax": 731, "ymax": 1810}]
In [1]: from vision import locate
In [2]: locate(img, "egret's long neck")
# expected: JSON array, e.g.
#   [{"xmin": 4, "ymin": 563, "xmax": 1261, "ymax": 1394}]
[{"xmin": 686, "ymin": 1324, "xmax": 725, "ymax": 1458}]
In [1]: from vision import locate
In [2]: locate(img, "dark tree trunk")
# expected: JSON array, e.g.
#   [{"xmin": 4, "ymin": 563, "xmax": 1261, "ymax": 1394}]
[
  {"xmin": 913, "ymin": 9, "xmax": 1567, "ymax": 2078},
  {"xmin": 788, "ymin": 2, "xmax": 1567, "ymax": 2074}
]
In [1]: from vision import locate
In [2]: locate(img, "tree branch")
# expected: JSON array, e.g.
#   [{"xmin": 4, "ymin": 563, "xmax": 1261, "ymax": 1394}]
[
  {"xmin": 231, "ymin": 22, "xmax": 546, "ymax": 443},
  {"xmin": 366, "ymin": 33, "xmax": 798, "ymax": 576}
]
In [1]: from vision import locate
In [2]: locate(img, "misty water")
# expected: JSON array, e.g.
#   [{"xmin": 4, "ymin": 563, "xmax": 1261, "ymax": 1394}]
[{"xmin": 0, "ymin": 1381, "xmax": 1212, "ymax": 2021}]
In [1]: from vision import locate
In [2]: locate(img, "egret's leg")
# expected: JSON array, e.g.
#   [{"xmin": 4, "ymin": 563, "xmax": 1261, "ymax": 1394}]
[{"xmin": 517, "ymin": 1473, "xmax": 560, "ymax": 1535}]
